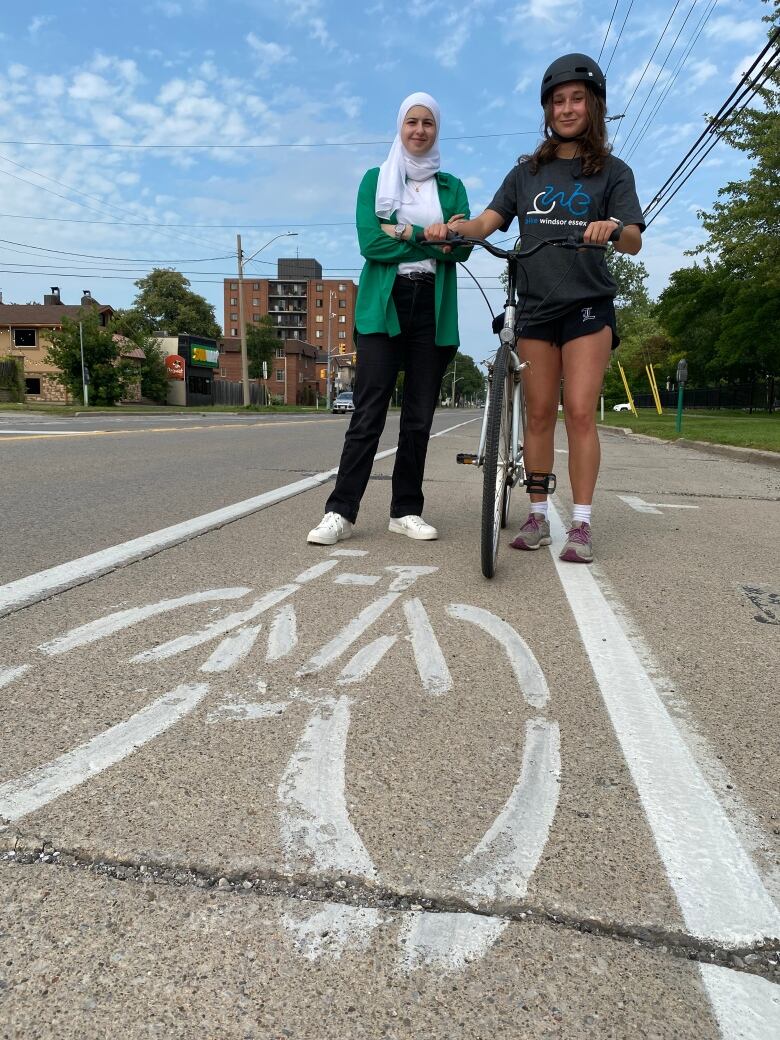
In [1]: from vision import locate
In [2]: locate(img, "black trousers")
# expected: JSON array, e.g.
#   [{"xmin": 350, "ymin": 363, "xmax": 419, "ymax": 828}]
[{"xmin": 326, "ymin": 276, "xmax": 455, "ymax": 524}]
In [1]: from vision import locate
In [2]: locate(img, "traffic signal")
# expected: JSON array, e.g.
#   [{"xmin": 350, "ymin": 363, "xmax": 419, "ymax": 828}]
[
  {"xmin": 338, "ymin": 344, "xmax": 346, "ymax": 354},
  {"xmin": 319, "ymin": 367, "xmax": 326, "ymax": 379}
]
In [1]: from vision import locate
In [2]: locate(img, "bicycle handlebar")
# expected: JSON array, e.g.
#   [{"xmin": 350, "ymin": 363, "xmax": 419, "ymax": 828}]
[{"xmin": 413, "ymin": 229, "xmax": 618, "ymax": 257}]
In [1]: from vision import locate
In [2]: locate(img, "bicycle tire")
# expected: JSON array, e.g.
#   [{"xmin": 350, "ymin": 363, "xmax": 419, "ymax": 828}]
[{"xmin": 481, "ymin": 343, "xmax": 512, "ymax": 578}]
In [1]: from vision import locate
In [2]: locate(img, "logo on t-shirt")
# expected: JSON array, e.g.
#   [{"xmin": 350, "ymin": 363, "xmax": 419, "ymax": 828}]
[
  {"xmin": 581, "ymin": 307, "xmax": 596, "ymax": 322},
  {"xmin": 528, "ymin": 183, "xmax": 592, "ymax": 217}
]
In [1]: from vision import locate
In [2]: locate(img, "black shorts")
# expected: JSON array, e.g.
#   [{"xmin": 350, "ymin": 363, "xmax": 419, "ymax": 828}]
[{"xmin": 518, "ymin": 298, "xmax": 619, "ymax": 351}]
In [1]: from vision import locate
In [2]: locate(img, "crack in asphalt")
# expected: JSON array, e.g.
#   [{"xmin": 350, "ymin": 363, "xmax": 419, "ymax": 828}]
[
  {"xmin": 3, "ymin": 839, "xmax": 778, "ymax": 983},
  {"xmin": 600, "ymin": 487, "xmax": 780, "ymax": 502}
]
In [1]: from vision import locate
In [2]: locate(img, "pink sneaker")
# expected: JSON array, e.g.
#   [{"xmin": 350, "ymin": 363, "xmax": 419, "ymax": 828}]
[
  {"xmin": 559, "ymin": 522, "xmax": 593, "ymax": 563},
  {"xmin": 510, "ymin": 513, "xmax": 551, "ymax": 551}
]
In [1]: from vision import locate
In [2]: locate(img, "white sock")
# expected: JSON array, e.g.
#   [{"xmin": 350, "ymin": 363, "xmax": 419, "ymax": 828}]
[
  {"xmin": 529, "ymin": 501, "xmax": 549, "ymax": 519},
  {"xmin": 572, "ymin": 503, "xmax": 592, "ymax": 525}
]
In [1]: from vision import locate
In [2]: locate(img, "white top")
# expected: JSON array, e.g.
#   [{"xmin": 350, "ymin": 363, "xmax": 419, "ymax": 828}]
[{"xmin": 396, "ymin": 175, "xmax": 443, "ymax": 277}]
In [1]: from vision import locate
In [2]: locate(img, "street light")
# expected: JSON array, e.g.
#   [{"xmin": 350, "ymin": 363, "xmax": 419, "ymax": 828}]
[{"xmin": 236, "ymin": 231, "xmax": 297, "ymax": 407}]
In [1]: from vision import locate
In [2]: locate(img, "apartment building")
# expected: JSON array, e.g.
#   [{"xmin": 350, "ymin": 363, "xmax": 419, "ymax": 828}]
[{"xmin": 223, "ymin": 257, "xmax": 358, "ymax": 358}]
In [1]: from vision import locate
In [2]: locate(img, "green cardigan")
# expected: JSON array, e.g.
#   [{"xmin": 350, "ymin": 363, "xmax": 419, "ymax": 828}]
[{"xmin": 354, "ymin": 167, "xmax": 472, "ymax": 347}]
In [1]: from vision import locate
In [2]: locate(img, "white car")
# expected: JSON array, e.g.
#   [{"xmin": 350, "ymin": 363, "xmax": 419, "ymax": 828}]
[
  {"xmin": 332, "ymin": 391, "xmax": 355, "ymax": 414},
  {"xmin": 613, "ymin": 402, "xmax": 632, "ymax": 412}
]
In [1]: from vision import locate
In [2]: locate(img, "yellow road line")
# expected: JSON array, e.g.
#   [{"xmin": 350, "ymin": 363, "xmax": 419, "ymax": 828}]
[{"xmin": 0, "ymin": 418, "xmax": 343, "ymax": 442}]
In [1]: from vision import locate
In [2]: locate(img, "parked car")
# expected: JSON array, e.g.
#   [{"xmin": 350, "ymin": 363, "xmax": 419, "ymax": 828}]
[
  {"xmin": 613, "ymin": 402, "xmax": 632, "ymax": 412},
  {"xmin": 332, "ymin": 391, "xmax": 355, "ymax": 414}
]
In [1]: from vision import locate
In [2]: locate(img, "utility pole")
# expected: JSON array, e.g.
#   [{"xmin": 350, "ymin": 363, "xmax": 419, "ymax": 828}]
[
  {"xmin": 236, "ymin": 231, "xmax": 297, "ymax": 408},
  {"xmin": 326, "ymin": 289, "xmax": 336, "ymax": 410},
  {"xmin": 237, "ymin": 233, "xmax": 250, "ymax": 407},
  {"xmin": 451, "ymin": 355, "xmax": 457, "ymax": 408}
]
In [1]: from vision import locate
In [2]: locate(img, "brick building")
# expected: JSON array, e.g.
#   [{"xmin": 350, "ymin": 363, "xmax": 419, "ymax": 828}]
[
  {"xmin": 0, "ymin": 287, "xmax": 115, "ymax": 402},
  {"xmin": 223, "ymin": 257, "xmax": 357, "ymax": 357},
  {"xmin": 222, "ymin": 257, "xmax": 358, "ymax": 403}
]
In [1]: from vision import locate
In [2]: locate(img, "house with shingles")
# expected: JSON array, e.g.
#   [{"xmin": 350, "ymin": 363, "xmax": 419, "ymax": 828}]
[{"xmin": 0, "ymin": 286, "xmax": 116, "ymax": 402}]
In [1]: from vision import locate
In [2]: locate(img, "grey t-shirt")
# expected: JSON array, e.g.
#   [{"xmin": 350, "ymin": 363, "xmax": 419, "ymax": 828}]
[{"xmin": 487, "ymin": 155, "xmax": 645, "ymax": 324}]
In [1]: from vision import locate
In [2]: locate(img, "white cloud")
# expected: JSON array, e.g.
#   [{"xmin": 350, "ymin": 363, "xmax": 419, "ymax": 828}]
[
  {"xmin": 246, "ymin": 32, "xmax": 294, "ymax": 74},
  {"xmin": 706, "ymin": 15, "xmax": 764, "ymax": 45},
  {"xmin": 153, "ymin": 1, "xmax": 184, "ymax": 15},
  {"xmin": 462, "ymin": 175, "xmax": 483, "ymax": 189},
  {"xmin": 34, "ymin": 75, "xmax": 66, "ymax": 100},
  {"xmin": 28, "ymin": 15, "xmax": 54, "ymax": 36},
  {"xmin": 8, "ymin": 65, "xmax": 28, "ymax": 81},
  {"xmin": 514, "ymin": 75, "xmax": 532, "ymax": 94},
  {"xmin": 69, "ymin": 72, "xmax": 115, "ymax": 101},
  {"xmin": 686, "ymin": 59, "xmax": 717, "ymax": 90}
]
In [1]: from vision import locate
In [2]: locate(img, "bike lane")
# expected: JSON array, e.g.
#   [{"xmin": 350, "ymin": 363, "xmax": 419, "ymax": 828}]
[{"xmin": 1, "ymin": 423, "xmax": 778, "ymax": 1038}]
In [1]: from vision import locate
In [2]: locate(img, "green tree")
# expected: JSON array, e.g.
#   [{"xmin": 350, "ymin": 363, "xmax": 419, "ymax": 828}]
[
  {"xmin": 110, "ymin": 308, "xmax": 168, "ymax": 403},
  {"xmin": 45, "ymin": 309, "xmax": 134, "ymax": 405},
  {"xmin": 442, "ymin": 351, "xmax": 484, "ymax": 404},
  {"xmin": 693, "ymin": 0, "xmax": 779, "ymax": 293},
  {"xmin": 246, "ymin": 316, "xmax": 278, "ymax": 379},
  {"xmin": 131, "ymin": 269, "xmax": 221, "ymax": 339}
]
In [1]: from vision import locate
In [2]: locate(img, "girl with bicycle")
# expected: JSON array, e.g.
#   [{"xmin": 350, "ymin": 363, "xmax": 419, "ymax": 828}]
[
  {"xmin": 425, "ymin": 54, "xmax": 644, "ymax": 563},
  {"xmin": 308, "ymin": 92, "xmax": 471, "ymax": 546}
]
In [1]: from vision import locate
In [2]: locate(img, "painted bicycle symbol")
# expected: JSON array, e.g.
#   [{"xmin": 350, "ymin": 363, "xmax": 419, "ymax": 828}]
[{"xmin": 0, "ymin": 549, "xmax": 560, "ymax": 970}]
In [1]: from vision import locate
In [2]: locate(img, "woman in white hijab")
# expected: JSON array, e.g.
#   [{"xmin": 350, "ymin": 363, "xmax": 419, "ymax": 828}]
[{"xmin": 308, "ymin": 92, "xmax": 471, "ymax": 546}]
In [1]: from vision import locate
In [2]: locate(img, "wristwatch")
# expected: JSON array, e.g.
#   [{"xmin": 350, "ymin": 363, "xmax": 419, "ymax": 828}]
[
  {"xmin": 394, "ymin": 223, "xmax": 408, "ymax": 240},
  {"xmin": 608, "ymin": 217, "xmax": 624, "ymax": 234}
]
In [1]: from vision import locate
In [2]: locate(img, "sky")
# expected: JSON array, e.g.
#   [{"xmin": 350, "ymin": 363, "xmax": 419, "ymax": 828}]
[{"xmin": 0, "ymin": 0, "xmax": 771, "ymax": 362}]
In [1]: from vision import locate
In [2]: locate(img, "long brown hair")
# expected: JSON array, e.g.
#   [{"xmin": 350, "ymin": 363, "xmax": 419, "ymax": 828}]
[{"xmin": 524, "ymin": 87, "xmax": 611, "ymax": 176}]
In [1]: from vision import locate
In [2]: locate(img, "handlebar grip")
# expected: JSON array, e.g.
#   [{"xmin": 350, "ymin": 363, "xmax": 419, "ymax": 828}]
[{"xmin": 609, "ymin": 225, "xmax": 621, "ymax": 243}]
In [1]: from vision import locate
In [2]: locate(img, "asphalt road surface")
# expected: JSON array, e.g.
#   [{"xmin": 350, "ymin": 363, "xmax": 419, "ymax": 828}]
[{"xmin": 1, "ymin": 408, "xmax": 778, "ymax": 1039}]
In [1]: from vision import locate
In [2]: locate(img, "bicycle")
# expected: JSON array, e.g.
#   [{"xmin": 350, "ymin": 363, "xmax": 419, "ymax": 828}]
[{"xmin": 419, "ymin": 232, "xmax": 612, "ymax": 579}]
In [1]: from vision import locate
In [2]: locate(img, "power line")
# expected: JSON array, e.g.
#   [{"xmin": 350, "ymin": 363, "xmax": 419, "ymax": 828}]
[
  {"xmin": 611, "ymin": 0, "xmax": 685, "ymax": 151},
  {"xmin": 623, "ymin": 0, "xmax": 718, "ymax": 163},
  {"xmin": 598, "ymin": 0, "xmax": 622, "ymax": 63},
  {"xmin": 0, "ymin": 212, "xmax": 355, "ymax": 229},
  {"xmin": 616, "ymin": 0, "xmax": 700, "ymax": 156},
  {"xmin": 644, "ymin": 38, "xmax": 780, "ymax": 226},
  {"xmin": 0, "ymin": 237, "xmax": 233, "ymax": 264},
  {"xmin": 604, "ymin": 0, "xmax": 635, "ymax": 74},
  {"xmin": 0, "ymin": 130, "xmax": 541, "ymax": 151}
]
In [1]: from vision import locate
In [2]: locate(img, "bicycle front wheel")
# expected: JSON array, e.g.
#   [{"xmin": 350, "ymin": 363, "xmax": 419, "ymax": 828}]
[{"xmin": 481, "ymin": 344, "xmax": 512, "ymax": 578}]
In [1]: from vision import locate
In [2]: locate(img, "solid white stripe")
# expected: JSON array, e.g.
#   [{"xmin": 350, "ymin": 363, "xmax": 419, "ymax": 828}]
[
  {"xmin": 0, "ymin": 417, "xmax": 474, "ymax": 617},
  {"xmin": 0, "ymin": 683, "xmax": 209, "ymax": 822},
  {"xmin": 0, "ymin": 664, "xmax": 30, "ymax": 689},
  {"xmin": 547, "ymin": 502, "xmax": 780, "ymax": 945},
  {"xmin": 200, "ymin": 624, "xmax": 262, "ymax": 673},
  {"xmin": 297, "ymin": 592, "xmax": 401, "ymax": 676}
]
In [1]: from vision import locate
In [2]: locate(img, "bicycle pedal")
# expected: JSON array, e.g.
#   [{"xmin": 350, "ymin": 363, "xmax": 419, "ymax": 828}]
[{"xmin": 456, "ymin": 453, "xmax": 479, "ymax": 465}]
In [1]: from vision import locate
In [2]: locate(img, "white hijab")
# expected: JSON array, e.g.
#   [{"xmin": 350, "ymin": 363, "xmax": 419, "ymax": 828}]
[{"xmin": 375, "ymin": 92, "xmax": 441, "ymax": 219}]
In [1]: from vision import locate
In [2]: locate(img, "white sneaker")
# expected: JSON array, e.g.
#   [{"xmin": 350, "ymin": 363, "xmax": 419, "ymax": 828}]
[
  {"xmin": 388, "ymin": 515, "xmax": 438, "ymax": 540},
  {"xmin": 307, "ymin": 512, "xmax": 353, "ymax": 545}
]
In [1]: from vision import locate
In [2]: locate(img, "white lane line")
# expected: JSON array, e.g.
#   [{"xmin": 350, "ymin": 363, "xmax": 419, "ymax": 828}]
[
  {"xmin": 277, "ymin": 695, "xmax": 377, "ymax": 878},
  {"xmin": 296, "ymin": 592, "xmax": 401, "ymax": 676},
  {"xmin": 0, "ymin": 683, "xmax": 209, "ymax": 823},
  {"xmin": 266, "ymin": 605, "xmax": 298, "ymax": 663},
  {"xmin": 457, "ymin": 719, "xmax": 561, "ymax": 902},
  {"xmin": 400, "ymin": 912, "xmax": 509, "ymax": 972},
  {"xmin": 200, "ymin": 624, "xmax": 262, "ymax": 674},
  {"xmin": 333, "ymin": 573, "xmax": 381, "ymax": 586},
  {"xmin": 547, "ymin": 502, "xmax": 780, "ymax": 946},
  {"xmin": 330, "ymin": 549, "xmax": 368, "ymax": 557},
  {"xmin": 0, "ymin": 473, "xmax": 335, "ymax": 616},
  {"xmin": 0, "ymin": 665, "xmax": 30, "ymax": 689},
  {"xmin": 37, "ymin": 588, "xmax": 251, "ymax": 656},
  {"xmin": 447, "ymin": 604, "xmax": 550, "ymax": 709},
  {"xmin": 131, "ymin": 585, "xmax": 298, "ymax": 663},
  {"xmin": 403, "ymin": 598, "xmax": 453, "ymax": 696},
  {"xmin": 282, "ymin": 904, "xmax": 384, "ymax": 961},
  {"xmin": 699, "ymin": 964, "xmax": 780, "ymax": 1040},
  {"xmin": 0, "ymin": 417, "xmax": 471, "ymax": 617},
  {"xmin": 337, "ymin": 635, "xmax": 398, "ymax": 685}
]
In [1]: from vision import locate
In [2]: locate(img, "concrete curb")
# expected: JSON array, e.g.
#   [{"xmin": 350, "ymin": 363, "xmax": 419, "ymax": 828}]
[{"xmin": 597, "ymin": 424, "xmax": 780, "ymax": 470}]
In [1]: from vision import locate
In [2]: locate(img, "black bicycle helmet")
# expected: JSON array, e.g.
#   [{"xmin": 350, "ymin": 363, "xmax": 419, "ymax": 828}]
[{"xmin": 540, "ymin": 53, "xmax": 606, "ymax": 105}]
